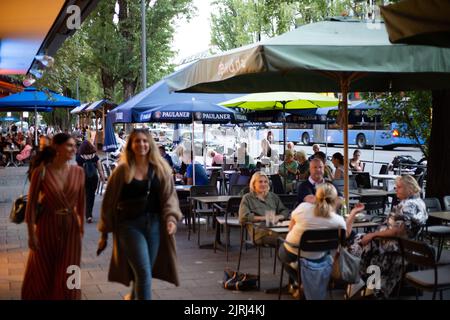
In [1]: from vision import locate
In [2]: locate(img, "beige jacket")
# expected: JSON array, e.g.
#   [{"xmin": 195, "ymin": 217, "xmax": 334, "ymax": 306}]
[{"xmin": 98, "ymin": 163, "xmax": 182, "ymax": 287}]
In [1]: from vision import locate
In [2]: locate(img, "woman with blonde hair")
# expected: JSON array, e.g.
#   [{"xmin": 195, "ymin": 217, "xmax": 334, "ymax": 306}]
[
  {"xmin": 279, "ymin": 149, "xmax": 298, "ymax": 192},
  {"xmin": 279, "ymin": 183, "xmax": 364, "ymax": 299},
  {"xmin": 346, "ymin": 174, "xmax": 427, "ymax": 298},
  {"xmin": 97, "ymin": 129, "xmax": 182, "ymax": 300},
  {"xmin": 239, "ymin": 171, "xmax": 289, "ymax": 246}
]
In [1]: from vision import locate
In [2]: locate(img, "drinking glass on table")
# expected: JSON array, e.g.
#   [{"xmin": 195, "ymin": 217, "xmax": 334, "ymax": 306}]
[{"xmin": 265, "ymin": 210, "xmax": 276, "ymax": 227}]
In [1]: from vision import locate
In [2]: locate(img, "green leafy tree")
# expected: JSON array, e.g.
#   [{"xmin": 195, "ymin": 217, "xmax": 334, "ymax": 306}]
[
  {"xmin": 211, "ymin": 0, "xmax": 366, "ymax": 51},
  {"xmin": 365, "ymin": 91, "xmax": 431, "ymax": 158}
]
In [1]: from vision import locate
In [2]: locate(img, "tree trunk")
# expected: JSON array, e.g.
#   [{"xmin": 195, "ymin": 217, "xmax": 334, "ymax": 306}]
[
  {"xmin": 123, "ymin": 79, "xmax": 137, "ymax": 101},
  {"xmin": 426, "ymin": 90, "xmax": 450, "ymax": 201},
  {"xmin": 101, "ymin": 69, "xmax": 115, "ymax": 101}
]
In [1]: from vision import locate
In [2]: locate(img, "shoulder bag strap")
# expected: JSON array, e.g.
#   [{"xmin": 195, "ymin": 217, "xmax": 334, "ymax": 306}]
[{"xmin": 146, "ymin": 165, "xmax": 155, "ymax": 197}]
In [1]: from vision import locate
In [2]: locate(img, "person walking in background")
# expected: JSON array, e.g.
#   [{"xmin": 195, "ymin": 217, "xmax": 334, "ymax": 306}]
[
  {"xmin": 22, "ymin": 133, "xmax": 85, "ymax": 299},
  {"xmin": 76, "ymin": 140, "xmax": 106, "ymax": 223},
  {"xmin": 97, "ymin": 129, "xmax": 182, "ymax": 300}
]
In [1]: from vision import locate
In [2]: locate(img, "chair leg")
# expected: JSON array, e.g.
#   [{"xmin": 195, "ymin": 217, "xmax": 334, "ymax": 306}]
[
  {"xmin": 278, "ymin": 264, "xmax": 284, "ymax": 300},
  {"xmin": 197, "ymin": 213, "xmax": 201, "ymax": 246},
  {"xmin": 225, "ymin": 225, "xmax": 229, "ymax": 261},
  {"xmin": 257, "ymin": 245, "xmax": 261, "ymax": 290},
  {"xmin": 237, "ymin": 227, "xmax": 244, "ymax": 271},
  {"xmin": 273, "ymin": 246, "xmax": 278, "ymax": 275}
]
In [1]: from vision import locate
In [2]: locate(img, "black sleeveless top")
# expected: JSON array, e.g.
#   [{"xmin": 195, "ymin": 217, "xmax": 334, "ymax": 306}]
[{"xmin": 119, "ymin": 170, "xmax": 161, "ymax": 214}]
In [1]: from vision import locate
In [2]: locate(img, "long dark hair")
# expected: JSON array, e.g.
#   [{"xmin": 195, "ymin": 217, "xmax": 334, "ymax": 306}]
[
  {"xmin": 77, "ymin": 140, "xmax": 97, "ymax": 155},
  {"xmin": 28, "ymin": 133, "xmax": 73, "ymax": 180}
]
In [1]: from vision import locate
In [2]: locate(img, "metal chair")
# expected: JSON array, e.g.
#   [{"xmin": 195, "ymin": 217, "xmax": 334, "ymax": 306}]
[
  {"xmin": 354, "ymin": 172, "xmax": 372, "ymax": 189},
  {"xmin": 360, "ymin": 195, "xmax": 387, "ymax": 216},
  {"xmin": 278, "ymin": 194, "xmax": 298, "ymax": 211},
  {"xmin": 398, "ymin": 238, "xmax": 450, "ymax": 300},
  {"xmin": 424, "ymin": 197, "xmax": 450, "ymax": 261},
  {"xmin": 229, "ymin": 184, "xmax": 248, "ymax": 196},
  {"xmin": 443, "ymin": 195, "xmax": 450, "ymax": 211},
  {"xmin": 270, "ymin": 174, "xmax": 285, "ymax": 194},
  {"xmin": 190, "ymin": 185, "xmax": 219, "ymax": 246},
  {"xmin": 277, "ymin": 229, "xmax": 342, "ymax": 300},
  {"xmin": 214, "ymin": 196, "xmax": 242, "ymax": 261}
]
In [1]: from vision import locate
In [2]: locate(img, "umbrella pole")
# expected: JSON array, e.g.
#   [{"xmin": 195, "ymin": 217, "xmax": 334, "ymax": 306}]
[
  {"xmin": 34, "ymin": 107, "xmax": 38, "ymax": 147},
  {"xmin": 192, "ymin": 114, "xmax": 196, "ymax": 186},
  {"xmin": 203, "ymin": 123, "xmax": 206, "ymax": 169},
  {"xmin": 340, "ymin": 77, "xmax": 350, "ymax": 210},
  {"xmin": 282, "ymin": 101, "xmax": 287, "ymax": 192},
  {"xmin": 372, "ymin": 115, "xmax": 376, "ymax": 175},
  {"xmin": 325, "ymin": 119, "xmax": 328, "ymax": 156}
]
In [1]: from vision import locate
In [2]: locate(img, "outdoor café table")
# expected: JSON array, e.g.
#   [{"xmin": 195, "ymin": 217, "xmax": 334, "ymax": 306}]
[
  {"xmin": 3, "ymin": 148, "xmax": 19, "ymax": 167},
  {"xmin": 190, "ymin": 195, "xmax": 234, "ymax": 248},
  {"xmin": 429, "ymin": 211, "xmax": 450, "ymax": 222},
  {"xmin": 206, "ymin": 166, "xmax": 222, "ymax": 171},
  {"xmin": 175, "ymin": 185, "xmax": 192, "ymax": 192},
  {"xmin": 370, "ymin": 174, "xmax": 399, "ymax": 190},
  {"xmin": 349, "ymin": 188, "xmax": 396, "ymax": 198}
]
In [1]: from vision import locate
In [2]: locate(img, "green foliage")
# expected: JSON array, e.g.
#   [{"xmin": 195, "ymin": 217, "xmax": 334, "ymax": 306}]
[
  {"xmin": 211, "ymin": 0, "xmax": 366, "ymax": 51},
  {"xmin": 365, "ymin": 91, "xmax": 432, "ymax": 158}
]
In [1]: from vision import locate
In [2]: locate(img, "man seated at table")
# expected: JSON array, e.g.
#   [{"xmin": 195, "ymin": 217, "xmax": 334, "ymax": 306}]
[
  {"xmin": 297, "ymin": 158, "xmax": 341, "ymax": 205},
  {"xmin": 183, "ymin": 150, "xmax": 209, "ymax": 186},
  {"xmin": 159, "ymin": 145, "xmax": 174, "ymax": 168},
  {"xmin": 239, "ymin": 171, "xmax": 290, "ymax": 246}
]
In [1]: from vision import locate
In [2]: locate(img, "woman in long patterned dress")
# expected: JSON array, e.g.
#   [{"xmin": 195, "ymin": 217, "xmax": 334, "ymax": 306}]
[
  {"xmin": 346, "ymin": 175, "xmax": 427, "ymax": 298},
  {"xmin": 22, "ymin": 133, "xmax": 85, "ymax": 300}
]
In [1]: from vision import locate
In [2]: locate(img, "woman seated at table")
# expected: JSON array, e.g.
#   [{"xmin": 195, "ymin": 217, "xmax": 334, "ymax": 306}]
[
  {"xmin": 346, "ymin": 175, "xmax": 428, "ymax": 298},
  {"xmin": 331, "ymin": 152, "xmax": 345, "ymax": 180},
  {"xmin": 349, "ymin": 149, "xmax": 364, "ymax": 172},
  {"xmin": 295, "ymin": 150, "xmax": 309, "ymax": 180},
  {"xmin": 278, "ymin": 183, "xmax": 364, "ymax": 299},
  {"xmin": 278, "ymin": 149, "xmax": 298, "ymax": 193},
  {"xmin": 239, "ymin": 171, "xmax": 289, "ymax": 246},
  {"xmin": 16, "ymin": 138, "xmax": 33, "ymax": 164}
]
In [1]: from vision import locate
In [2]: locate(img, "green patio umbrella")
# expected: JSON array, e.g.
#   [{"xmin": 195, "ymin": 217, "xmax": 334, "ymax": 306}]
[
  {"xmin": 221, "ymin": 91, "xmax": 338, "ymax": 190},
  {"xmin": 220, "ymin": 91, "xmax": 338, "ymax": 156},
  {"xmin": 380, "ymin": 0, "xmax": 450, "ymax": 48},
  {"xmin": 166, "ymin": 17, "xmax": 450, "ymax": 208}
]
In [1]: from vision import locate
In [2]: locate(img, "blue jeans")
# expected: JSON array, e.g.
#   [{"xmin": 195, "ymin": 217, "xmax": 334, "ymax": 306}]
[
  {"xmin": 300, "ymin": 255, "xmax": 333, "ymax": 300},
  {"xmin": 118, "ymin": 212, "xmax": 160, "ymax": 300}
]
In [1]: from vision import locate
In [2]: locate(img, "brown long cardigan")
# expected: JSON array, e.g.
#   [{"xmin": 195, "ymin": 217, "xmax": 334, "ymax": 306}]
[{"xmin": 98, "ymin": 163, "xmax": 183, "ymax": 287}]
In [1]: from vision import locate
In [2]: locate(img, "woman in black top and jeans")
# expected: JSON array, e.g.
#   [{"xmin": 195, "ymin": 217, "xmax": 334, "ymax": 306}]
[{"xmin": 76, "ymin": 140, "xmax": 105, "ymax": 223}]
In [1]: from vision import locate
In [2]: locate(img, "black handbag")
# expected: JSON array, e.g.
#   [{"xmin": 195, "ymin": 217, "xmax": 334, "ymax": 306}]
[
  {"xmin": 223, "ymin": 268, "xmax": 258, "ymax": 291},
  {"xmin": 116, "ymin": 167, "xmax": 154, "ymax": 221},
  {"xmin": 10, "ymin": 167, "xmax": 45, "ymax": 224}
]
